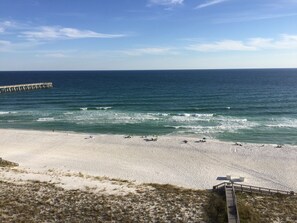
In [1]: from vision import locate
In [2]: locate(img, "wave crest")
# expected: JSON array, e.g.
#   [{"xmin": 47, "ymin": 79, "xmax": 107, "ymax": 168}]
[{"xmin": 37, "ymin": 117, "xmax": 55, "ymax": 122}]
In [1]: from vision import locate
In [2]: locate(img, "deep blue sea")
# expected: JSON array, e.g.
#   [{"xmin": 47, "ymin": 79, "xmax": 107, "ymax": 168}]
[{"xmin": 1, "ymin": 69, "xmax": 297, "ymax": 144}]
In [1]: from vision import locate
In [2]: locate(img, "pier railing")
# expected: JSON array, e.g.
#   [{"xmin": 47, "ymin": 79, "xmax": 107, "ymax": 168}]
[{"xmin": 0, "ymin": 82, "xmax": 53, "ymax": 93}]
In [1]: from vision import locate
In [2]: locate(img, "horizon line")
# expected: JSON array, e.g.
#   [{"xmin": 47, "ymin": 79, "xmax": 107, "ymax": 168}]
[{"xmin": 0, "ymin": 67, "xmax": 297, "ymax": 72}]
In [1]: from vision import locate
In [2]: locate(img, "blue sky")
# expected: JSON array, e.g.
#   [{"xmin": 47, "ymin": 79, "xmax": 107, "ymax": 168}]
[{"xmin": 0, "ymin": 0, "xmax": 297, "ymax": 70}]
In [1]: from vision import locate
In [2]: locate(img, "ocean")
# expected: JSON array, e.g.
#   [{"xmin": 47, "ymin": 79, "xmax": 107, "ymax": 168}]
[{"xmin": 1, "ymin": 69, "xmax": 297, "ymax": 144}]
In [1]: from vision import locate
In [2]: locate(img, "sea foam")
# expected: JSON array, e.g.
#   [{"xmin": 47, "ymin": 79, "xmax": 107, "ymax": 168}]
[
  {"xmin": 96, "ymin": 107, "xmax": 112, "ymax": 110},
  {"xmin": 0, "ymin": 111, "xmax": 17, "ymax": 115},
  {"xmin": 37, "ymin": 117, "xmax": 55, "ymax": 122}
]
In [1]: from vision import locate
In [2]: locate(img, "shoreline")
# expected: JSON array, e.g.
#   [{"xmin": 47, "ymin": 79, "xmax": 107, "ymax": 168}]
[
  {"xmin": 0, "ymin": 128, "xmax": 296, "ymax": 191},
  {"xmin": 0, "ymin": 126, "xmax": 294, "ymax": 146}
]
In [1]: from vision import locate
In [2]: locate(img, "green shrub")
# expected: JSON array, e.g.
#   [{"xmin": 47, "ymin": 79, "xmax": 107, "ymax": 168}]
[{"xmin": 205, "ymin": 192, "xmax": 227, "ymax": 223}]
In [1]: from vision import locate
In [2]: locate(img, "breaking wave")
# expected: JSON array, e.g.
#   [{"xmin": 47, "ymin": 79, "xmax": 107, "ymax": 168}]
[
  {"xmin": 96, "ymin": 107, "xmax": 112, "ymax": 110},
  {"xmin": 37, "ymin": 117, "xmax": 55, "ymax": 122},
  {"xmin": 0, "ymin": 111, "xmax": 17, "ymax": 115},
  {"xmin": 265, "ymin": 118, "xmax": 297, "ymax": 128}
]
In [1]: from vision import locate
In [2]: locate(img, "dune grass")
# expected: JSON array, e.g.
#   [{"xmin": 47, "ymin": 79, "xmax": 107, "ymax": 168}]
[
  {"xmin": 0, "ymin": 157, "xmax": 296, "ymax": 222},
  {"xmin": 0, "ymin": 180, "xmax": 209, "ymax": 222},
  {"xmin": 236, "ymin": 192, "xmax": 297, "ymax": 223},
  {"xmin": 0, "ymin": 158, "xmax": 18, "ymax": 167}
]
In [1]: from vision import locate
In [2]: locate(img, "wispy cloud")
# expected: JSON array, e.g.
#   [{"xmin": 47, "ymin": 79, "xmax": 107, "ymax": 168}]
[
  {"xmin": 0, "ymin": 40, "xmax": 11, "ymax": 51},
  {"xmin": 0, "ymin": 40, "xmax": 11, "ymax": 46},
  {"xmin": 0, "ymin": 21, "xmax": 16, "ymax": 33},
  {"xmin": 22, "ymin": 26, "xmax": 125, "ymax": 41},
  {"xmin": 195, "ymin": 0, "xmax": 228, "ymax": 9},
  {"xmin": 39, "ymin": 53, "xmax": 68, "ymax": 58},
  {"xmin": 148, "ymin": 0, "xmax": 184, "ymax": 6},
  {"xmin": 214, "ymin": 12, "xmax": 297, "ymax": 23},
  {"xmin": 248, "ymin": 34, "xmax": 297, "ymax": 49},
  {"xmin": 187, "ymin": 34, "xmax": 297, "ymax": 52},
  {"xmin": 30, "ymin": 49, "xmax": 78, "ymax": 58},
  {"xmin": 0, "ymin": 22, "xmax": 126, "ymax": 54},
  {"xmin": 0, "ymin": 39, "xmax": 44, "ymax": 52},
  {"xmin": 122, "ymin": 47, "xmax": 174, "ymax": 56},
  {"xmin": 188, "ymin": 40, "xmax": 256, "ymax": 52}
]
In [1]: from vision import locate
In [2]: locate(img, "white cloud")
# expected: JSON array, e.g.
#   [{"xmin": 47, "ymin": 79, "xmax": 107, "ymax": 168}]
[
  {"xmin": 188, "ymin": 40, "xmax": 256, "ymax": 52},
  {"xmin": 0, "ymin": 21, "xmax": 15, "ymax": 33},
  {"xmin": 272, "ymin": 34, "xmax": 297, "ymax": 49},
  {"xmin": 247, "ymin": 38, "xmax": 274, "ymax": 48},
  {"xmin": 22, "ymin": 26, "xmax": 125, "ymax": 41},
  {"xmin": 247, "ymin": 35, "xmax": 297, "ymax": 49},
  {"xmin": 148, "ymin": 0, "xmax": 184, "ymax": 6},
  {"xmin": 195, "ymin": 0, "xmax": 228, "ymax": 9},
  {"xmin": 187, "ymin": 34, "xmax": 297, "ymax": 52},
  {"xmin": 31, "ymin": 49, "xmax": 78, "ymax": 58},
  {"xmin": 214, "ymin": 12, "xmax": 297, "ymax": 23},
  {"xmin": 122, "ymin": 47, "xmax": 174, "ymax": 56}
]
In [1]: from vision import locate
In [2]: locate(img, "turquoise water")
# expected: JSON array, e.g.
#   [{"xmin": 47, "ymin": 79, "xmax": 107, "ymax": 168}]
[{"xmin": 1, "ymin": 69, "xmax": 297, "ymax": 144}]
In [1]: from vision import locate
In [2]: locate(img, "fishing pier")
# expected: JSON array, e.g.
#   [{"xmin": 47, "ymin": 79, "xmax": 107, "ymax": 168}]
[{"xmin": 0, "ymin": 82, "xmax": 53, "ymax": 94}]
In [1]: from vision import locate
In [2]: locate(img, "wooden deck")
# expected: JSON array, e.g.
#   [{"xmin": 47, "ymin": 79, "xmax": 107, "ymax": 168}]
[
  {"xmin": 213, "ymin": 182, "xmax": 295, "ymax": 196},
  {"xmin": 224, "ymin": 183, "xmax": 240, "ymax": 223},
  {"xmin": 213, "ymin": 182, "xmax": 295, "ymax": 223},
  {"xmin": 0, "ymin": 82, "xmax": 53, "ymax": 93}
]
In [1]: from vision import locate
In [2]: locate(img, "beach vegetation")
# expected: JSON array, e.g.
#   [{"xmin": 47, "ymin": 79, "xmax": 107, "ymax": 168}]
[
  {"xmin": 0, "ymin": 158, "xmax": 18, "ymax": 167},
  {"xmin": 0, "ymin": 167, "xmax": 296, "ymax": 223},
  {"xmin": 204, "ymin": 191, "xmax": 227, "ymax": 223},
  {"xmin": 236, "ymin": 192, "xmax": 297, "ymax": 223},
  {"xmin": 0, "ymin": 180, "xmax": 209, "ymax": 222}
]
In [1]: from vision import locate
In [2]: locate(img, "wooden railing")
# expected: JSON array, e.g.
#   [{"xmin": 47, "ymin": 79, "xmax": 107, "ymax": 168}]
[
  {"xmin": 224, "ymin": 183, "xmax": 240, "ymax": 223},
  {"xmin": 213, "ymin": 182, "xmax": 295, "ymax": 196},
  {"xmin": 231, "ymin": 184, "xmax": 240, "ymax": 223},
  {"xmin": 214, "ymin": 182, "xmax": 295, "ymax": 223},
  {"xmin": 213, "ymin": 182, "xmax": 229, "ymax": 191}
]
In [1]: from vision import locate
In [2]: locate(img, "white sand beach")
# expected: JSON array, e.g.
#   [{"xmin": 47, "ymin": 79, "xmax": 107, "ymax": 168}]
[{"xmin": 0, "ymin": 128, "xmax": 296, "ymax": 192}]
